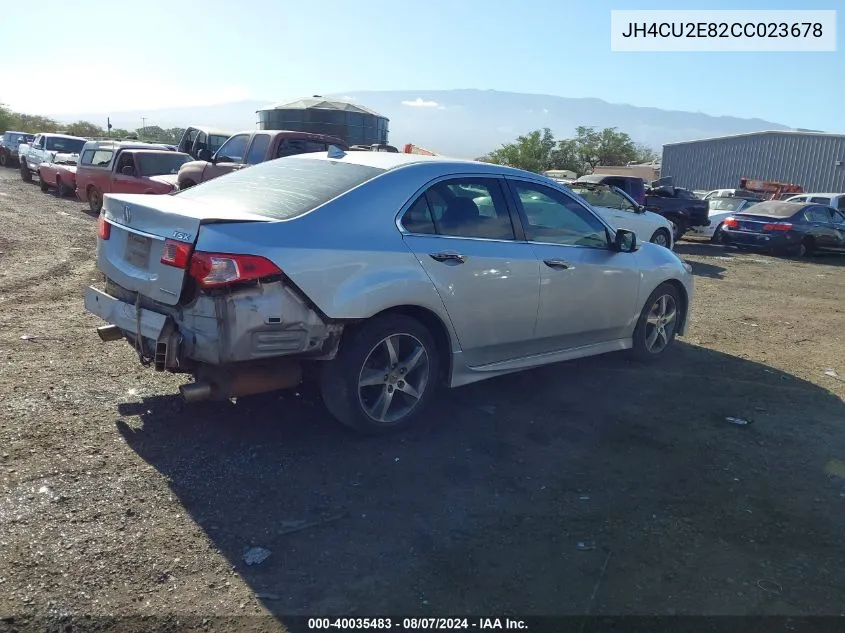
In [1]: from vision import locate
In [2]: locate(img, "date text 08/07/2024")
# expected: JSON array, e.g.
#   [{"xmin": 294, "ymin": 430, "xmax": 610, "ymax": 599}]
[{"xmin": 307, "ymin": 618, "xmax": 528, "ymax": 630}]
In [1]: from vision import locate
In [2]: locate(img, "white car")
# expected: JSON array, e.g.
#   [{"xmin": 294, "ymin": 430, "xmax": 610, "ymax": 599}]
[
  {"xmin": 688, "ymin": 197, "xmax": 762, "ymax": 241},
  {"xmin": 568, "ymin": 183, "xmax": 675, "ymax": 249},
  {"xmin": 784, "ymin": 193, "xmax": 845, "ymax": 214}
]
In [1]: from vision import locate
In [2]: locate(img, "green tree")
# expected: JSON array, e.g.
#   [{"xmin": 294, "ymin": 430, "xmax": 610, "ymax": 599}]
[
  {"xmin": 66, "ymin": 120, "xmax": 106, "ymax": 137},
  {"xmin": 486, "ymin": 128, "xmax": 557, "ymax": 173},
  {"xmin": 633, "ymin": 143, "xmax": 659, "ymax": 163},
  {"xmin": 549, "ymin": 138, "xmax": 581, "ymax": 174}
]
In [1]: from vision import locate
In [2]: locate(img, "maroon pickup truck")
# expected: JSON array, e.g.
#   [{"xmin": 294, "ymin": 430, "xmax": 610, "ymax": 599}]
[{"xmin": 176, "ymin": 130, "xmax": 347, "ymax": 189}]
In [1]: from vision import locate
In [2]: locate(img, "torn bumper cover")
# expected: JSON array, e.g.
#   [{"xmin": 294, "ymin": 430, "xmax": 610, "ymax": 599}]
[{"xmin": 83, "ymin": 281, "xmax": 343, "ymax": 371}]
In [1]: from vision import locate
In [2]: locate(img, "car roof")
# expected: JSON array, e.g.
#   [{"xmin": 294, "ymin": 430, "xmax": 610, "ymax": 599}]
[
  {"xmin": 293, "ymin": 149, "xmax": 543, "ymax": 178},
  {"xmin": 186, "ymin": 126, "xmax": 232, "ymax": 135},
  {"xmin": 737, "ymin": 200, "xmax": 813, "ymax": 217},
  {"xmin": 576, "ymin": 174, "xmax": 642, "ymax": 183},
  {"xmin": 42, "ymin": 133, "xmax": 87, "ymax": 141},
  {"xmin": 789, "ymin": 192, "xmax": 843, "ymax": 198},
  {"xmin": 124, "ymin": 149, "xmax": 190, "ymax": 157},
  {"xmin": 81, "ymin": 140, "xmax": 172, "ymax": 150}
]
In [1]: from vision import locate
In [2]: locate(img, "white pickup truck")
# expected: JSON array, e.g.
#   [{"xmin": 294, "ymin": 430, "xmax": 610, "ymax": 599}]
[{"xmin": 19, "ymin": 133, "xmax": 87, "ymax": 183}]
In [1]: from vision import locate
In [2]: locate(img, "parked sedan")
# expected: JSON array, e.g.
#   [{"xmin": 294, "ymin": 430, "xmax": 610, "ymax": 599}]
[
  {"xmin": 568, "ymin": 182, "xmax": 675, "ymax": 249},
  {"xmin": 83, "ymin": 151, "xmax": 694, "ymax": 435},
  {"xmin": 688, "ymin": 196, "xmax": 762, "ymax": 241},
  {"xmin": 720, "ymin": 200, "xmax": 845, "ymax": 256}
]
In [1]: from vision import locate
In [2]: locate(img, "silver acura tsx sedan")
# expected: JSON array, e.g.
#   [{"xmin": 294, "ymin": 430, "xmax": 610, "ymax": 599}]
[{"xmin": 84, "ymin": 149, "xmax": 694, "ymax": 435}]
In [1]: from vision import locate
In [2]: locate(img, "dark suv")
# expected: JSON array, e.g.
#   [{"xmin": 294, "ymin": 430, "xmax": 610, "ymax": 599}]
[
  {"xmin": 575, "ymin": 174, "xmax": 646, "ymax": 206},
  {"xmin": 0, "ymin": 131, "xmax": 35, "ymax": 168}
]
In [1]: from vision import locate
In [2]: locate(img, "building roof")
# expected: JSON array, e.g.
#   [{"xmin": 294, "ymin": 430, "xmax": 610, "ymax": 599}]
[
  {"xmin": 259, "ymin": 96, "xmax": 385, "ymax": 118},
  {"xmin": 664, "ymin": 129, "xmax": 845, "ymax": 147}
]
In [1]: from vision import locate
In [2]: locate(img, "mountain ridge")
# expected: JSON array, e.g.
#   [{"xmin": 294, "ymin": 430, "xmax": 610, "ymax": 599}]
[{"xmin": 49, "ymin": 89, "xmax": 794, "ymax": 159}]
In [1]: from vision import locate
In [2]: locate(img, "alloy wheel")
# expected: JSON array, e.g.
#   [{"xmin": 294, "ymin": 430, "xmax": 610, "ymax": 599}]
[
  {"xmin": 644, "ymin": 294, "xmax": 677, "ymax": 354},
  {"xmin": 357, "ymin": 333, "xmax": 430, "ymax": 425}
]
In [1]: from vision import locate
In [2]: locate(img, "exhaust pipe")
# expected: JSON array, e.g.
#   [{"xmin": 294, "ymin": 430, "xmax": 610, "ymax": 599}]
[
  {"xmin": 179, "ymin": 360, "xmax": 302, "ymax": 403},
  {"xmin": 180, "ymin": 382, "xmax": 213, "ymax": 403},
  {"xmin": 97, "ymin": 325, "xmax": 125, "ymax": 342}
]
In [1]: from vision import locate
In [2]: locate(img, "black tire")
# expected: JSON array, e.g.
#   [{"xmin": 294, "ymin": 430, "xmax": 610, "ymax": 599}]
[
  {"xmin": 710, "ymin": 222, "xmax": 724, "ymax": 243},
  {"xmin": 0, "ymin": 152, "xmax": 7, "ymax": 168},
  {"xmin": 20, "ymin": 162, "xmax": 31, "ymax": 183},
  {"xmin": 649, "ymin": 228, "xmax": 672, "ymax": 249},
  {"xmin": 320, "ymin": 313, "xmax": 440, "ymax": 435},
  {"xmin": 56, "ymin": 177, "xmax": 69, "ymax": 197},
  {"xmin": 791, "ymin": 238, "xmax": 814, "ymax": 258},
  {"xmin": 88, "ymin": 187, "xmax": 103, "ymax": 213},
  {"xmin": 672, "ymin": 219, "xmax": 688, "ymax": 242},
  {"xmin": 630, "ymin": 283, "xmax": 682, "ymax": 362},
  {"xmin": 39, "ymin": 175, "xmax": 49, "ymax": 192}
]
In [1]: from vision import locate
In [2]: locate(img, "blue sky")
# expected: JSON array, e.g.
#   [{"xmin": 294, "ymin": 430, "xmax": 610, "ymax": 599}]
[{"xmin": 1, "ymin": 0, "xmax": 841, "ymax": 130}]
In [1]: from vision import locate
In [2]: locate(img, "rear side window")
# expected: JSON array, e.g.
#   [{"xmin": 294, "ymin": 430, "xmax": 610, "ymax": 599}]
[
  {"xmin": 810, "ymin": 196, "xmax": 832, "ymax": 204},
  {"xmin": 91, "ymin": 150, "xmax": 114, "ymax": 167},
  {"xmin": 837, "ymin": 197, "xmax": 845, "ymax": 212},
  {"xmin": 175, "ymin": 157, "xmax": 385, "ymax": 220}
]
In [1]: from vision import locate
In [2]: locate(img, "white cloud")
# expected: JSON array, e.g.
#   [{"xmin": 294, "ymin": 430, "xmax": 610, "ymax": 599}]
[
  {"xmin": 402, "ymin": 98, "xmax": 439, "ymax": 108},
  {"xmin": 542, "ymin": 108, "xmax": 549, "ymax": 114}
]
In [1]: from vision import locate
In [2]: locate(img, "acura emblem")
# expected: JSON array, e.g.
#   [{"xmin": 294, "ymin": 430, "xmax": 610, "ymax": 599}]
[{"xmin": 123, "ymin": 205, "xmax": 132, "ymax": 223}]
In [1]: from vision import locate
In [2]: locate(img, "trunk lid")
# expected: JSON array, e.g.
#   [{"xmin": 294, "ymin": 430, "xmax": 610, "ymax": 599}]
[{"xmin": 98, "ymin": 192, "xmax": 271, "ymax": 306}]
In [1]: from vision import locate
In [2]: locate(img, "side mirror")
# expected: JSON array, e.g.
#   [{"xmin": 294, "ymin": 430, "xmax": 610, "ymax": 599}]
[
  {"xmin": 614, "ymin": 228, "xmax": 638, "ymax": 253},
  {"xmin": 197, "ymin": 148, "xmax": 212, "ymax": 162},
  {"xmin": 120, "ymin": 166, "xmax": 134, "ymax": 176}
]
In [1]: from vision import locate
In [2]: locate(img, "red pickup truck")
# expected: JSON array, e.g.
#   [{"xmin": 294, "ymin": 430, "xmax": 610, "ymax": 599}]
[
  {"xmin": 176, "ymin": 130, "xmax": 347, "ymax": 189},
  {"xmin": 38, "ymin": 153, "xmax": 79, "ymax": 197},
  {"xmin": 75, "ymin": 141, "xmax": 191, "ymax": 212}
]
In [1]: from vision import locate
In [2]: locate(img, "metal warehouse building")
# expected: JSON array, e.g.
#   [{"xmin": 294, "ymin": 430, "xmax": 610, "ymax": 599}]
[{"xmin": 661, "ymin": 131, "xmax": 845, "ymax": 193}]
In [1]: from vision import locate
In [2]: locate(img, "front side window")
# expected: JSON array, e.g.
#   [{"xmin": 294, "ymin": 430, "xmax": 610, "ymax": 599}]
[
  {"xmin": 510, "ymin": 180, "xmax": 608, "ymax": 248},
  {"xmin": 214, "ymin": 133, "xmax": 250, "ymax": 163},
  {"xmin": 245, "ymin": 134, "xmax": 270, "ymax": 165},
  {"xmin": 810, "ymin": 196, "xmax": 832, "ymax": 205},
  {"xmin": 403, "ymin": 178, "xmax": 515, "ymax": 240}
]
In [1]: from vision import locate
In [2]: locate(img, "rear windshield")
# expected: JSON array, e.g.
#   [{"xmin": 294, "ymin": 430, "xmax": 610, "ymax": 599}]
[
  {"xmin": 738, "ymin": 201, "xmax": 803, "ymax": 218},
  {"xmin": 46, "ymin": 137, "xmax": 85, "ymax": 153},
  {"xmin": 175, "ymin": 156, "xmax": 386, "ymax": 220},
  {"xmin": 137, "ymin": 152, "xmax": 190, "ymax": 176}
]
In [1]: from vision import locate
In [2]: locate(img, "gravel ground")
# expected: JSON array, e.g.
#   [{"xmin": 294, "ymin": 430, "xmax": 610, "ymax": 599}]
[{"xmin": 1, "ymin": 166, "xmax": 844, "ymax": 631}]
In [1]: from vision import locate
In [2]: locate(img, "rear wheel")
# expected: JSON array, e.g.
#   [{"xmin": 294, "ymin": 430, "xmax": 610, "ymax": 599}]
[
  {"xmin": 88, "ymin": 187, "xmax": 103, "ymax": 213},
  {"xmin": 630, "ymin": 283, "xmax": 682, "ymax": 361},
  {"xmin": 320, "ymin": 314, "xmax": 439, "ymax": 435},
  {"xmin": 672, "ymin": 219, "xmax": 687, "ymax": 241},
  {"xmin": 39, "ymin": 173, "xmax": 49, "ymax": 192},
  {"xmin": 795, "ymin": 237, "xmax": 815, "ymax": 258},
  {"xmin": 56, "ymin": 177, "xmax": 69, "ymax": 197},
  {"xmin": 20, "ymin": 161, "xmax": 31, "ymax": 182},
  {"xmin": 649, "ymin": 228, "xmax": 671, "ymax": 249},
  {"xmin": 0, "ymin": 153, "xmax": 7, "ymax": 168},
  {"xmin": 710, "ymin": 222, "xmax": 724, "ymax": 243}
]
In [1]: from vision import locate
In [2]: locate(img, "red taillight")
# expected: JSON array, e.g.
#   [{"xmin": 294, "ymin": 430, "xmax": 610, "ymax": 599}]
[
  {"xmin": 763, "ymin": 222, "xmax": 792, "ymax": 232},
  {"xmin": 97, "ymin": 214, "xmax": 111, "ymax": 240},
  {"xmin": 188, "ymin": 252, "xmax": 283, "ymax": 288},
  {"xmin": 723, "ymin": 217, "xmax": 739, "ymax": 229},
  {"xmin": 160, "ymin": 239, "xmax": 193, "ymax": 268}
]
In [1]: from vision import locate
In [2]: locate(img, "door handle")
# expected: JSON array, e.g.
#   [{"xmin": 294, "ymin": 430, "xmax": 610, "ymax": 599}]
[
  {"xmin": 429, "ymin": 252, "xmax": 466, "ymax": 264},
  {"xmin": 543, "ymin": 258, "xmax": 574, "ymax": 270}
]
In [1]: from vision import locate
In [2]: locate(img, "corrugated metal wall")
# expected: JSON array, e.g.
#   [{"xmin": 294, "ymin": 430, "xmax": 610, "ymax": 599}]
[{"xmin": 662, "ymin": 133, "xmax": 845, "ymax": 192}]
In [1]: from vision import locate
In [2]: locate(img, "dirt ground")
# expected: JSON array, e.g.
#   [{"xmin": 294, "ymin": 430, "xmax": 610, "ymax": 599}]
[{"xmin": 1, "ymin": 166, "xmax": 844, "ymax": 631}]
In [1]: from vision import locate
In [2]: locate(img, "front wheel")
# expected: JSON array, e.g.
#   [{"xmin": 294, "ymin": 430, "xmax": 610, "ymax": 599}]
[
  {"xmin": 20, "ymin": 162, "xmax": 31, "ymax": 182},
  {"xmin": 650, "ymin": 228, "xmax": 671, "ymax": 249},
  {"xmin": 0, "ymin": 153, "xmax": 7, "ymax": 168},
  {"xmin": 88, "ymin": 187, "xmax": 103, "ymax": 213},
  {"xmin": 39, "ymin": 174, "xmax": 49, "ymax": 192},
  {"xmin": 320, "ymin": 313, "xmax": 440, "ymax": 435},
  {"xmin": 56, "ymin": 178, "xmax": 69, "ymax": 197},
  {"xmin": 630, "ymin": 283, "xmax": 682, "ymax": 362}
]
